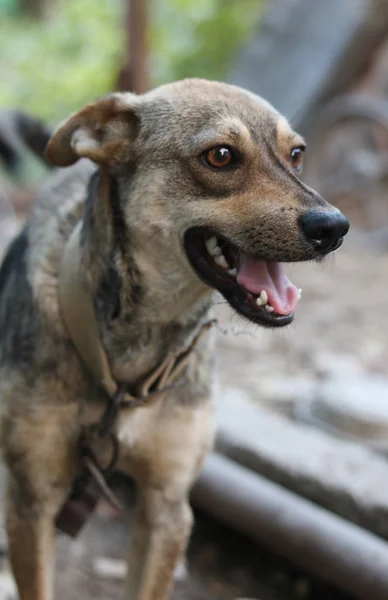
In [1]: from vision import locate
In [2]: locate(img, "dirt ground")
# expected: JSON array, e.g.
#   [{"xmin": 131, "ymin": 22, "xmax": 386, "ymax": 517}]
[
  {"xmin": 0, "ymin": 469, "xmax": 354, "ymax": 600},
  {"xmin": 52, "ymin": 506, "xmax": 353, "ymax": 600}
]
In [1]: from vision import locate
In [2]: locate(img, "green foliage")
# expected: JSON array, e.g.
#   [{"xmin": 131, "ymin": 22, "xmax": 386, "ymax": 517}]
[
  {"xmin": 0, "ymin": 0, "xmax": 18, "ymax": 16},
  {"xmin": 0, "ymin": 0, "xmax": 123, "ymax": 124},
  {"xmin": 0, "ymin": 0, "xmax": 262, "ymax": 126},
  {"xmin": 152, "ymin": 0, "xmax": 261, "ymax": 83}
]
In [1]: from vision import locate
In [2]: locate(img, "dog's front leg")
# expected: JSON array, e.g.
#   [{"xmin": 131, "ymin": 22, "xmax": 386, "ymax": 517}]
[
  {"xmin": 5, "ymin": 488, "xmax": 57, "ymax": 600},
  {"xmin": 2, "ymin": 404, "xmax": 79, "ymax": 600},
  {"xmin": 125, "ymin": 485, "xmax": 193, "ymax": 600}
]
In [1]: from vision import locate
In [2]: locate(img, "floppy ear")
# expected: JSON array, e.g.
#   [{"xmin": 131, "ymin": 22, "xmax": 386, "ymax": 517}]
[{"xmin": 45, "ymin": 93, "xmax": 139, "ymax": 167}]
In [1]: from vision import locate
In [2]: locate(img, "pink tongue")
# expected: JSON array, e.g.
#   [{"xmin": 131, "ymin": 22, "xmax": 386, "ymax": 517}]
[{"xmin": 236, "ymin": 255, "xmax": 298, "ymax": 315}]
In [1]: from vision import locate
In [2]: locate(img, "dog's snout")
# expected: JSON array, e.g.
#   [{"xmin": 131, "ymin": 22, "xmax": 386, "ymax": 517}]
[{"xmin": 301, "ymin": 210, "xmax": 350, "ymax": 254}]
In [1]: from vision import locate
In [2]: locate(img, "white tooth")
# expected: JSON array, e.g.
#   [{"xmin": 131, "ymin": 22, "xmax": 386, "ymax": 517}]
[
  {"xmin": 260, "ymin": 290, "xmax": 268, "ymax": 305},
  {"xmin": 213, "ymin": 246, "xmax": 222, "ymax": 256},
  {"xmin": 265, "ymin": 305, "xmax": 274, "ymax": 313},
  {"xmin": 297, "ymin": 288, "xmax": 302, "ymax": 300},
  {"xmin": 228, "ymin": 268, "xmax": 237, "ymax": 277},
  {"xmin": 256, "ymin": 297, "xmax": 263, "ymax": 306},
  {"xmin": 205, "ymin": 237, "xmax": 219, "ymax": 256},
  {"xmin": 214, "ymin": 254, "xmax": 228, "ymax": 269}
]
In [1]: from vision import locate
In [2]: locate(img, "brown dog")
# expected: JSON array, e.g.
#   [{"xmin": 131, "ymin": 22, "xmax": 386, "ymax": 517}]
[{"xmin": 0, "ymin": 79, "xmax": 349, "ymax": 600}]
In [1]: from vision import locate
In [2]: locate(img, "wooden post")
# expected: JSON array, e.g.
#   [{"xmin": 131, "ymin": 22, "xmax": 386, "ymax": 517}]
[{"xmin": 118, "ymin": 0, "xmax": 148, "ymax": 94}]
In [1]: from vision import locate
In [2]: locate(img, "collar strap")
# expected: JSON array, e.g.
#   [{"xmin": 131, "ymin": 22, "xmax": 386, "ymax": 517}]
[{"xmin": 59, "ymin": 223, "xmax": 214, "ymax": 407}]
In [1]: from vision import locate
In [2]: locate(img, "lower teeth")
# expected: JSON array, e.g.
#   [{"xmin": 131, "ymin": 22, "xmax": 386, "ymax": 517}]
[
  {"xmin": 255, "ymin": 292, "xmax": 275, "ymax": 313},
  {"xmin": 205, "ymin": 236, "xmax": 302, "ymax": 316}
]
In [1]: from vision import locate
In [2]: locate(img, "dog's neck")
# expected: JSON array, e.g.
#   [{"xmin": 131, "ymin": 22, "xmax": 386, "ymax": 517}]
[{"xmin": 79, "ymin": 170, "xmax": 213, "ymax": 384}]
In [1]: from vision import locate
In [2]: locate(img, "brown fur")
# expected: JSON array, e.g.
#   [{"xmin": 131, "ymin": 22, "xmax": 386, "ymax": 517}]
[{"xmin": 0, "ymin": 79, "xmax": 346, "ymax": 600}]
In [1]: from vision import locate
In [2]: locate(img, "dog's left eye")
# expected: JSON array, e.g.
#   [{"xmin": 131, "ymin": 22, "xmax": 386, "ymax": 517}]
[
  {"xmin": 290, "ymin": 146, "xmax": 305, "ymax": 172},
  {"xmin": 202, "ymin": 146, "xmax": 237, "ymax": 170}
]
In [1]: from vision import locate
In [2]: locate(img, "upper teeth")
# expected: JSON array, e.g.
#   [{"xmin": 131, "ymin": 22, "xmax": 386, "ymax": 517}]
[
  {"xmin": 214, "ymin": 254, "xmax": 228, "ymax": 268},
  {"xmin": 205, "ymin": 236, "xmax": 232, "ymax": 271},
  {"xmin": 205, "ymin": 237, "xmax": 221, "ymax": 257}
]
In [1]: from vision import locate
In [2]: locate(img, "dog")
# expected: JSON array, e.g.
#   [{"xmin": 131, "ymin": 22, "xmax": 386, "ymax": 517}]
[{"xmin": 0, "ymin": 78, "xmax": 349, "ymax": 600}]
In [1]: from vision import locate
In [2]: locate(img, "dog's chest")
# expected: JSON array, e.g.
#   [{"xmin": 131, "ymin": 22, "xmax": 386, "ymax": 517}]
[{"xmin": 115, "ymin": 391, "xmax": 215, "ymax": 484}]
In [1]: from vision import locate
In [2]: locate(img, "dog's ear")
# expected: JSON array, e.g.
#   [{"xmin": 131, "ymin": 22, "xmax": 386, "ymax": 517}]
[{"xmin": 45, "ymin": 93, "xmax": 139, "ymax": 167}]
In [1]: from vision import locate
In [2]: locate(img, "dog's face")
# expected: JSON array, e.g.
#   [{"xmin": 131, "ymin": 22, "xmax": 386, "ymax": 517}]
[{"xmin": 46, "ymin": 79, "xmax": 349, "ymax": 328}]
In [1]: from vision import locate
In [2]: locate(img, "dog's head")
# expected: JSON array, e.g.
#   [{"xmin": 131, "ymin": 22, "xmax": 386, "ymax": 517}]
[{"xmin": 46, "ymin": 79, "xmax": 349, "ymax": 327}]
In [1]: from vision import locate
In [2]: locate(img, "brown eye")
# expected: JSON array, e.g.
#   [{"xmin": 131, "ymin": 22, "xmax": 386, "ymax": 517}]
[
  {"xmin": 290, "ymin": 146, "xmax": 305, "ymax": 172},
  {"xmin": 203, "ymin": 146, "xmax": 235, "ymax": 169}
]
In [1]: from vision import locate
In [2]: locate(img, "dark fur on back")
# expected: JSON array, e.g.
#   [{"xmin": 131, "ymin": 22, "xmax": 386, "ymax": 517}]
[{"xmin": 0, "ymin": 228, "xmax": 38, "ymax": 367}]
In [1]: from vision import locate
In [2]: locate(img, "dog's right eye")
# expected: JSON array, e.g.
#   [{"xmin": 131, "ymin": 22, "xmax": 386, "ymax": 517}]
[{"xmin": 202, "ymin": 146, "xmax": 238, "ymax": 170}]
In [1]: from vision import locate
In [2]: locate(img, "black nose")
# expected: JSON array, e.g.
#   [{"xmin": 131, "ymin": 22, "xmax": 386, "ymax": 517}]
[{"xmin": 301, "ymin": 210, "xmax": 349, "ymax": 254}]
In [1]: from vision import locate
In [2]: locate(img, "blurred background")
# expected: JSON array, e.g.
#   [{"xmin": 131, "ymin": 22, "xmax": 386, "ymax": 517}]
[{"xmin": 2, "ymin": 1, "xmax": 388, "ymax": 599}]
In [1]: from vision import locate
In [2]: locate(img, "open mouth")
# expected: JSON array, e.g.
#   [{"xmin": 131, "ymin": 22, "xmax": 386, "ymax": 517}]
[{"xmin": 184, "ymin": 227, "xmax": 301, "ymax": 327}]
